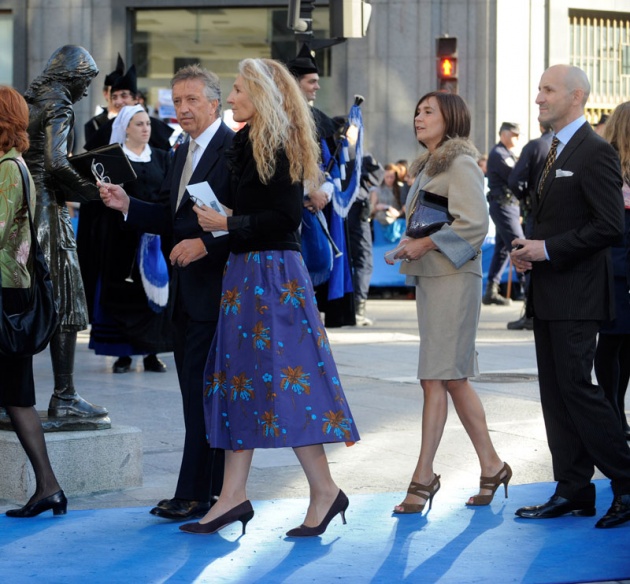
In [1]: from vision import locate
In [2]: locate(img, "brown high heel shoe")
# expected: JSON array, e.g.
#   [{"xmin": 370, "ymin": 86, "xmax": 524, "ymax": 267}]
[
  {"xmin": 393, "ymin": 474, "xmax": 441, "ymax": 514},
  {"xmin": 466, "ymin": 462, "xmax": 512, "ymax": 506}
]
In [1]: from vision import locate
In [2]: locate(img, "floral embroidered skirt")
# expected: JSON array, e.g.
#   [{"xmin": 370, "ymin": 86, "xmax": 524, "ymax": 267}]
[{"xmin": 203, "ymin": 250, "xmax": 360, "ymax": 451}]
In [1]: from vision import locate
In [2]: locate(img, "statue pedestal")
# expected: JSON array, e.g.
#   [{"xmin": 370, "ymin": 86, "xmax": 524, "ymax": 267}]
[{"xmin": 0, "ymin": 425, "xmax": 142, "ymax": 502}]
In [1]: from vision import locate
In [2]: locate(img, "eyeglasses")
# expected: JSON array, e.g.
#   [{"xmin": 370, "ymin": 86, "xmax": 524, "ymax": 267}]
[{"xmin": 91, "ymin": 159, "xmax": 111, "ymax": 184}]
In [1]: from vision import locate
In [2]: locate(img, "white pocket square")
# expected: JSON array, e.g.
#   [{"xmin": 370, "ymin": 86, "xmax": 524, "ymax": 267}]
[{"xmin": 555, "ymin": 169, "xmax": 574, "ymax": 178}]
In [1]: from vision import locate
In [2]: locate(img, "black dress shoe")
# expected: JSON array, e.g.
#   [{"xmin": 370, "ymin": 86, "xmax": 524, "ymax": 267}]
[
  {"xmin": 180, "ymin": 501, "xmax": 254, "ymax": 535},
  {"xmin": 507, "ymin": 315, "xmax": 534, "ymax": 330},
  {"xmin": 595, "ymin": 495, "xmax": 630, "ymax": 528},
  {"xmin": 143, "ymin": 354, "xmax": 167, "ymax": 373},
  {"xmin": 113, "ymin": 356, "xmax": 132, "ymax": 374},
  {"xmin": 149, "ymin": 498, "xmax": 211, "ymax": 520},
  {"xmin": 6, "ymin": 490, "xmax": 67, "ymax": 517},
  {"xmin": 286, "ymin": 490, "xmax": 349, "ymax": 537},
  {"xmin": 515, "ymin": 494, "xmax": 596, "ymax": 519}
]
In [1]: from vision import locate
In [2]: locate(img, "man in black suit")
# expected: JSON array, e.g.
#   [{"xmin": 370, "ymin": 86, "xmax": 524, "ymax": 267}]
[
  {"xmin": 512, "ymin": 64, "xmax": 630, "ymax": 529},
  {"xmin": 99, "ymin": 65, "xmax": 234, "ymax": 520},
  {"xmin": 506, "ymin": 123, "xmax": 553, "ymax": 330}
]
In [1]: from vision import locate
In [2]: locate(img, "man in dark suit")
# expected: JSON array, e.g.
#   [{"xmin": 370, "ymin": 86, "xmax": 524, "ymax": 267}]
[
  {"xmin": 99, "ymin": 65, "xmax": 234, "ymax": 520},
  {"xmin": 506, "ymin": 123, "xmax": 553, "ymax": 330},
  {"xmin": 512, "ymin": 64, "xmax": 630, "ymax": 529}
]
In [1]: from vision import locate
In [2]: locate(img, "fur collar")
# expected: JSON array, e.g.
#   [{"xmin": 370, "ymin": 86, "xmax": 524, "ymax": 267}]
[{"xmin": 409, "ymin": 137, "xmax": 480, "ymax": 178}]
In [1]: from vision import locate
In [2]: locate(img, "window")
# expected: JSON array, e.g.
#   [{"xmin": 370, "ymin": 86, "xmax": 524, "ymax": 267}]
[
  {"xmin": 130, "ymin": 7, "xmax": 330, "ymax": 111},
  {"xmin": 0, "ymin": 11, "xmax": 13, "ymax": 85}
]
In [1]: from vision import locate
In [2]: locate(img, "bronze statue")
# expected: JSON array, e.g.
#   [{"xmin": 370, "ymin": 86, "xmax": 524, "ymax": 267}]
[{"xmin": 23, "ymin": 45, "xmax": 108, "ymax": 419}]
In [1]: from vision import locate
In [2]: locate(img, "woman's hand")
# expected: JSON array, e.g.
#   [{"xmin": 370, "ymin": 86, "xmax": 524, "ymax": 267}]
[
  {"xmin": 385, "ymin": 237, "xmax": 437, "ymax": 264},
  {"xmin": 193, "ymin": 204, "xmax": 228, "ymax": 232}
]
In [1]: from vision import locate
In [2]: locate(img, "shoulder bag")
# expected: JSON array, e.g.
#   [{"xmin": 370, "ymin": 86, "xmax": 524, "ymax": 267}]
[
  {"xmin": 0, "ymin": 158, "xmax": 59, "ymax": 356},
  {"xmin": 406, "ymin": 189, "xmax": 454, "ymax": 239}
]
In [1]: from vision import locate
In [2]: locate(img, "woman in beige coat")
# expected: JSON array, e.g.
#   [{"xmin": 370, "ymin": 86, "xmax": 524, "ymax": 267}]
[{"xmin": 387, "ymin": 92, "xmax": 511, "ymax": 514}]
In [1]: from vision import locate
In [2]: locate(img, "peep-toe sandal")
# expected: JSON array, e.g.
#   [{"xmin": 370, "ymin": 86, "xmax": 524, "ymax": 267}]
[
  {"xmin": 394, "ymin": 474, "xmax": 441, "ymax": 514},
  {"xmin": 466, "ymin": 462, "xmax": 512, "ymax": 506}
]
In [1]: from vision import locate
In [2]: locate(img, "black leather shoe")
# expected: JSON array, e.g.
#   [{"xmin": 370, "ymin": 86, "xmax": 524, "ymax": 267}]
[
  {"xmin": 150, "ymin": 498, "xmax": 211, "ymax": 520},
  {"xmin": 507, "ymin": 315, "xmax": 534, "ymax": 330},
  {"xmin": 143, "ymin": 355, "xmax": 167, "ymax": 373},
  {"xmin": 6, "ymin": 490, "xmax": 67, "ymax": 517},
  {"xmin": 113, "ymin": 356, "xmax": 132, "ymax": 374},
  {"xmin": 595, "ymin": 495, "xmax": 630, "ymax": 528},
  {"xmin": 515, "ymin": 494, "xmax": 596, "ymax": 519}
]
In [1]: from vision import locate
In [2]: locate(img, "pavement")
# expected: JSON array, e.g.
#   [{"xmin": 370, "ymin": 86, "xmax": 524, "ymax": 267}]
[{"xmin": 2, "ymin": 294, "xmax": 614, "ymax": 512}]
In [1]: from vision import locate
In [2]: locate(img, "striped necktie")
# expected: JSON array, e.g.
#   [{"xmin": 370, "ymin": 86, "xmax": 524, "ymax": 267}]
[
  {"xmin": 176, "ymin": 139, "xmax": 198, "ymax": 209},
  {"xmin": 537, "ymin": 136, "xmax": 559, "ymax": 198}
]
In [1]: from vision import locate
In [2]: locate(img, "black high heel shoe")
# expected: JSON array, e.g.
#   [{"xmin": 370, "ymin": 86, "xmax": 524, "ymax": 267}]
[
  {"xmin": 179, "ymin": 500, "xmax": 254, "ymax": 535},
  {"xmin": 6, "ymin": 490, "xmax": 67, "ymax": 517},
  {"xmin": 286, "ymin": 490, "xmax": 349, "ymax": 537}
]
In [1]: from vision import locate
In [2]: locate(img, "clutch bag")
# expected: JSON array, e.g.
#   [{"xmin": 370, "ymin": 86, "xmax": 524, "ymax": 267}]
[{"xmin": 406, "ymin": 190, "xmax": 454, "ymax": 239}]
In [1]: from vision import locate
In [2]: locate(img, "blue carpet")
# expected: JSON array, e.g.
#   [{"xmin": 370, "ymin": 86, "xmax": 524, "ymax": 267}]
[{"xmin": 1, "ymin": 480, "xmax": 628, "ymax": 584}]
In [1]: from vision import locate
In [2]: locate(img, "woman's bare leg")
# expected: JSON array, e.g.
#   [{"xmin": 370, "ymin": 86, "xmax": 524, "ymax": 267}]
[
  {"xmin": 197, "ymin": 449, "xmax": 254, "ymax": 524},
  {"xmin": 446, "ymin": 378, "xmax": 506, "ymax": 499},
  {"xmin": 395, "ymin": 379, "xmax": 448, "ymax": 510},
  {"xmin": 293, "ymin": 444, "xmax": 340, "ymax": 527}
]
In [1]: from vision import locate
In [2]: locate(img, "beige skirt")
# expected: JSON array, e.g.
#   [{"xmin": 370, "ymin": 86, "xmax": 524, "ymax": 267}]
[{"xmin": 415, "ymin": 271, "xmax": 481, "ymax": 380}]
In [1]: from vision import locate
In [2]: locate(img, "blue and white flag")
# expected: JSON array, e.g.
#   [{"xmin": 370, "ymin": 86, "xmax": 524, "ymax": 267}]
[
  {"xmin": 138, "ymin": 234, "xmax": 169, "ymax": 313},
  {"xmin": 325, "ymin": 103, "xmax": 364, "ymax": 219}
]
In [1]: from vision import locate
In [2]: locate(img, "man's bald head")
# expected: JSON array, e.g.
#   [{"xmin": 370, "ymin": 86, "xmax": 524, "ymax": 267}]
[{"xmin": 536, "ymin": 64, "xmax": 590, "ymax": 132}]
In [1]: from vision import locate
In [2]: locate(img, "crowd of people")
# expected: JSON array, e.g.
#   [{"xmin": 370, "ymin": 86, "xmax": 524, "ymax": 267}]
[{"xmin": 1, "ymin": 44, "xmax": 629, "ymax": 535}]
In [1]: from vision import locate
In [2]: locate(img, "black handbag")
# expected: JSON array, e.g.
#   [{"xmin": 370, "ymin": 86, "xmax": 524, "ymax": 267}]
[
  {"xmin": 406, "ymin": 189, "xmax": 454, "ymax": 239},
  {"xmin": 0, "ymin": 158, "xmax": 59, "ymax": 357}
]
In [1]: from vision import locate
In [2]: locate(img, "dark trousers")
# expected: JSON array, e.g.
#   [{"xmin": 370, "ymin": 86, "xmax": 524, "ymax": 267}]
[
  {"xmin": 534, "ymin": 318, "xmax": 630, "ymax": 501},
  {"xmin": 488, "ymin": 200, "xmax": 525, "ymax": 285},
  {"xmin": 172, "ymin": 304, "xmax": 224, "ymax": 501},
  {"xmin": 594, "ymin": 334, "xmax": 630, "ymax": 431},
  {"xmin": 347, "ymin": 200, "xmax": 373, "ymax": 302}
]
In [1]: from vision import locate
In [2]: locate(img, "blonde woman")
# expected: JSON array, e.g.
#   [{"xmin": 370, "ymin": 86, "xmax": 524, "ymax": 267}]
[{"xmin": 185, "ymin": 58, "xmax": 360, "ymax": 537}]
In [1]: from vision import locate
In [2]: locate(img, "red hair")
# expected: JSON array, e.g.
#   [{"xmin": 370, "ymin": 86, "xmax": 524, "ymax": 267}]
[{"xmin": 0, "ymin": 85, "xmax": 30, "ymax": 153}]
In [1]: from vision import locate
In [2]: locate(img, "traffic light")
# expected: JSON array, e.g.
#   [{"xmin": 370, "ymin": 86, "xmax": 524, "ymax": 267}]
[{"xmin": 436, "ymin": 37, "xmax": 458, "ymax": 93}]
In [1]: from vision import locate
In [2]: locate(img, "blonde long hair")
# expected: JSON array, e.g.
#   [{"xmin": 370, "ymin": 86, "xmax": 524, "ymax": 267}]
[
  {"xmin": 604, "ymin": 101, "xmax": 630, "ymax": 185},
  {"xmin": 237, "ymin": 58, "xmax": 322, "ymax": 189}
]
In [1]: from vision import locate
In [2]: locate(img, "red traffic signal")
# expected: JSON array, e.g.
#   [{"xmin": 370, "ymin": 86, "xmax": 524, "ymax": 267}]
[
  {"xmin": 437, "ymin": 56, "xmax": 458, "ymax": 79},
  {"xmin": 436, "ymin": 37, "xmax": 458, "ymax": 93}
]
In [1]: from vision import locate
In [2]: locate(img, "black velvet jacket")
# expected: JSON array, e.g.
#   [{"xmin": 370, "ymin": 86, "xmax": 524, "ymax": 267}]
[{"xmin": 226, "ymin": 126, "xmax": 303, "ymax": 253}]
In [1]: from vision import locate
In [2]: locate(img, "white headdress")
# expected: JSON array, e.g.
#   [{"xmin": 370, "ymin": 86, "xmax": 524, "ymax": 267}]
[{"xmin": 109, "ymin": 104, "xmax": 146, "ymax": 145}]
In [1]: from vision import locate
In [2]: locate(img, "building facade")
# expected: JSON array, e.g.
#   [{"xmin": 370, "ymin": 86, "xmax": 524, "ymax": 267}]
[{"xmin": 1, "ymin": 0, "xmax": 630, "ymax": 162}]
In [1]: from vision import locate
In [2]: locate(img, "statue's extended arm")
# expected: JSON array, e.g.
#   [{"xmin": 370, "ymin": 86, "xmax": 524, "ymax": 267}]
[{"xmin": 44, "ymin": 103, "xmax": 100, "ymax": 203}]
